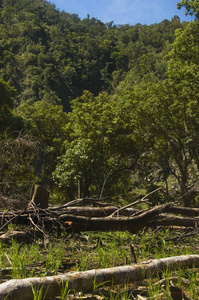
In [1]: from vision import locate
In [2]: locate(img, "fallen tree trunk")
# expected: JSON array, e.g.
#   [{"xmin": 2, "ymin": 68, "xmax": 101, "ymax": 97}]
[
  {"xmin": 54, "ymin": 206, "xmax": 138, "ymax": 217},
  {"xmin": 59, "ymin": 204, "xmax": 169, "ymax": 233},
  {"xmin": 0, "ymin": 204, "xmax": 197, "ymax": 234},
  {"xmin": 151, "ymin": 213, "xmax": 197, "ymax": 228},
  {"xmin": 1, "ymin": 204, "xmax": 199, "ymax": 220},
  {"xmin": 0, "ymin": 255, "xmax": 198, "ymax": 300},
  {"xmin": 165, "ymin": 205, "xmax": 199, "ymax": 217},
  {"xmin": 1, "ymin": 204, "xmax": 167, "ymax": 232},
  {"xmin": 59, "ymin": 211, "xmax": 197, "ymax": 233},
  {"xmin": 0, "ymin": 206, "xmax": 136, "ymax": 221},
  {"xmin": 47, "ymin": 204, "xmax": 199, "ymax": 218}
]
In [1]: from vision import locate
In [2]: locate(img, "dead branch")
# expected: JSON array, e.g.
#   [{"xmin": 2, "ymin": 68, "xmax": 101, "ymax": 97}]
[
  {"xmin": 0, "ymin": 210, "xmax": 26, "ymax": 231},
  {"xmin": 52, "ymin": 197, "xmax": 113, "ymax": 210},
  {"xmin": 0, "ymin": 255, "xmax": 198, "ymax": 300},
  {"xmin": 165, "ymin": 230, "xmax": 198, "ymax": 242},
  {"xmin": 108, "ymin": 187, "xmax": 162, "ymax": 218},
  {"xmin": 28, "ymin": 215, "xmax": 48, "ymax": 241}
]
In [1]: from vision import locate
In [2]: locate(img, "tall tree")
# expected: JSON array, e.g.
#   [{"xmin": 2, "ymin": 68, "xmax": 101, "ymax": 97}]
[
  {"xmin": 16, "ymin": 100, "xmax": 68, "ymax": 187},
  {"xmin": 53, "ymin": 91, "xmax": 141, "ymax": 200},
  {"xmin": 118, "ymin": 21, "xmax": 199, "ymax": 206}
]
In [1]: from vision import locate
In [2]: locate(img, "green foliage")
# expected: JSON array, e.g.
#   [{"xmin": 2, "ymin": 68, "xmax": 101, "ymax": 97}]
[
  {"xmin": 177, "ymin": 0, "xmax": 199, "ymax": 18},
  {"xmin": 1, "ymin": 0, "xmax": 199, "ymax": 205},
  {"xmin": 0, "ymin": 230, "xmax": 198, "ymax": 298},
  {"xmin": 53, "ymin": 91, "xmax": 137, "ymax": 199},
  {"xmin": 113, "ymin": 20, "xmax": 199, "ymax": 205},
  {"xmin": 16, "ymin": 100, "xmax": 68, "ymax": 187},
  {"xmin": 0, "ymin": 78, "xmax": 22, "ymax": 133},
  {"xmin": 0, "ymin": 78, "xmax": 35, "ymax": 197},
  {"xmin": 163, "ymin": 21, "xmax": 199, "ymax": 205},
  {"xmin": 0, "ymin": 0, "xmax": 187, "ymax": 109}
]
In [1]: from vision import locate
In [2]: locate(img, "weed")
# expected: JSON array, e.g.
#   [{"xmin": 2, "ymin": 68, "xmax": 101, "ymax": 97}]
[
  {"xmin": 187, "ymin": 269, "xmax": 198, "ymax": 299},
  {"xmin": 45, "ymin": 242, "xmax": 64, "ymax": 274},
  {"xmin": 58, "ymin": 279, "xmax": 73, "ymax": 300},
  {"xmin": 0, "ymin": 228, "xmax": 198, "ymax": 298},
  {"xmin": 31, "ymin": 284, "xmax": 49, "ymax": 300}
]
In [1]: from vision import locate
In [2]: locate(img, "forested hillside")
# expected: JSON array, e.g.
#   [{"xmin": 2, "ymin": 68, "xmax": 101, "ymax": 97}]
[
  {"xmin": 1, "ymin": 0, "xmax": 199, "ymax": 206},
  {"xmin": 0, "ymin": 0, "xmax": 187, "ymax": 108}
]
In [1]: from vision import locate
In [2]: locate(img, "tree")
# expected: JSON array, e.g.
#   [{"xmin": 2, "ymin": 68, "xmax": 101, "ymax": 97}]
[
  {"xmin": 0, "ymin": 131, "xmax": 38, "ymax": 198},
  {"xmin": 109, "ymin": 19, "xmax": 199, "ymax": 206},
  {"xmin": 177, "ymin": 0, "xmax": 199, "ymax": 18},
  {"xmin": 16, "ymin": 100, "xmax": 68, "ymax": 187},
  {"xmin": 0, "ymin": 0, "xmax": 187, "ymax": 110},
  {"xmin": 0, "ymin": 78, "xmax": 37, "ymax": 197},
  {"xmin": 0, "ymin": 78, "xmax": 22, "ymax": 133},
  {"xmin": 164, "ymin": 20, "xmax": 199, "ymax": 205},
  {"xmin": 53, "ymin": 91, "xmax": 141, "ymax": 200}
]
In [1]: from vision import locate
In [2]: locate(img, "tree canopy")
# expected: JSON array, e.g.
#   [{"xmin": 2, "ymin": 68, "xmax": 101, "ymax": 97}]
[
  {"xmin": 1, "ymin": 0, "xmax": 199, "ymax": 206},
  {"xmin": 177, "ymin": 0, "xmax": 199, "ymax": 18}
]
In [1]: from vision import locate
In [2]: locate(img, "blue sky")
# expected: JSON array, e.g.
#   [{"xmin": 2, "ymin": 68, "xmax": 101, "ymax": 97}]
[{"xmin": 51, "ymin": 0, "xmax": 194, "ymax": 25}]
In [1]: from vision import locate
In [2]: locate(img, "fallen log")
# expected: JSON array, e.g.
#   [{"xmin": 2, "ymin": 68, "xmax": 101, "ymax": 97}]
[
  {"xmin": 53, "ymin": 206, "xmax": 138, "ymax": 217},
  {"xmin": 0, "ymin": 255, "xmax": 198, "ymax": 300},
  {"xmin": 165, "ymin": 205, "xmax": 199, "ymax": 217},
  {"xmin": 60, "ymin": 204, "xmax": 169, "ymax": 233},
  {"xmin": 0, "ymin": 204, "xmax": 197, "ymax": 234},
  {"xmin": 152, "ymin": 213, "xmax": 197, "ymax": 228},
  {"xmin": 58, "ymin": 208, "xmax": 197, "ymax": 233},
  {"xmin": 0, "ymin": 204, "xmax": 163, "ymax": 232},
  {"xmin": 58, "ymin": 204, "xmax": 199, "ymax": 218},
  {"xmin": 0, "ymin": 206, "xmax": 138, "ymax": 226}
]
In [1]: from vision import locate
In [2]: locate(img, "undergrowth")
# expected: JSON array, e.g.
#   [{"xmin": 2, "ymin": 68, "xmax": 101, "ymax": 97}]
[{"xmin": 0, "ymin": 227, "xmax": 198, "ymax": 299}]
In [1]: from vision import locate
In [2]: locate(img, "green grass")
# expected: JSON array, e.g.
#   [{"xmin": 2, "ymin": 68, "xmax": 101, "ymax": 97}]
[{"xmin": 0, "ymin": 228, "xmax": 198, "ymax": 299}]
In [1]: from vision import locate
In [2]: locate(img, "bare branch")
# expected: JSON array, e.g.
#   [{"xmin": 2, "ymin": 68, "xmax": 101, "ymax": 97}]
[{"xmin": 107, "ymin": 187, "xmax": 162, "ymax": 218}]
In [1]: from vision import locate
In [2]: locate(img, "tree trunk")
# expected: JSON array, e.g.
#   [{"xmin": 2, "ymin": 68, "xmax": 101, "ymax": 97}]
[
  {"xmin": 30, "ymin": 185, "xmax": 49, "ymax": 209},
  {"xmin": 0, "ymin": 204, "xmax": 198, "ymax": 234},
  {"xmin": 55, "ymin": 206, "xmax": 138, "ymax": 217},
  {"xmin": 0, "ymin": 255, "xmax": 198, "ymax": 300},
  {"xmin": 164, "ymin": 205, "xmax": 199, "ymax": 217},
  {"xmin": 59, "ymin": 204, "xmax": 169, "ymax": 233},
  {"xmin": 152, "ymin": 213, "xmax": 196, "ymax": 228}
]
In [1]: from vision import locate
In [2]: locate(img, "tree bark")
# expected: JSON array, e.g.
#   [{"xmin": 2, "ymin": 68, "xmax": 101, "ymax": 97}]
[
  {"xmin": 60, "ymin": 213, "xmax": 196, "ymax": 233},
  {"xmin": 29, "ymin": 185, "xmax": 49, "ymax": 209},
  {"xmin": 152, "ymin": 213, "xmax": 196, "ymax": 228},
  {"xmin": 55, "ymin": 204, "xmax": 199, "ymax": 218},
  {"xmin": 0, "ymin": 255, "xmax": 198, "ymax": 300},
  {"xmin": 55, "ymin": 206, "xmax": 138, "ymax": 217},
  {"xmin": 59, "ymin": 204, "xmax": 169, "ymax": 233},
  {"xmin": 164, "ymin": 205, "xmax": 199, "ymax": 217}
]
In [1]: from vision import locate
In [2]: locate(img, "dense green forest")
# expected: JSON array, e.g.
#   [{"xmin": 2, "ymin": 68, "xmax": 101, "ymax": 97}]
[{"xmin": 1, "ymin": 0, "xmax": 199, "ymax": 206}]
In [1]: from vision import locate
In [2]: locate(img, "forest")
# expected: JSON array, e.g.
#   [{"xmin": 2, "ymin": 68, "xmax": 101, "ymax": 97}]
[
  {"xmin": 1, "ymin": 0, "xmax": 199, "ymax": 299},
  {"xmin": 0, "ymin": 0, "xmax": 199, "ymax": 206}
]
